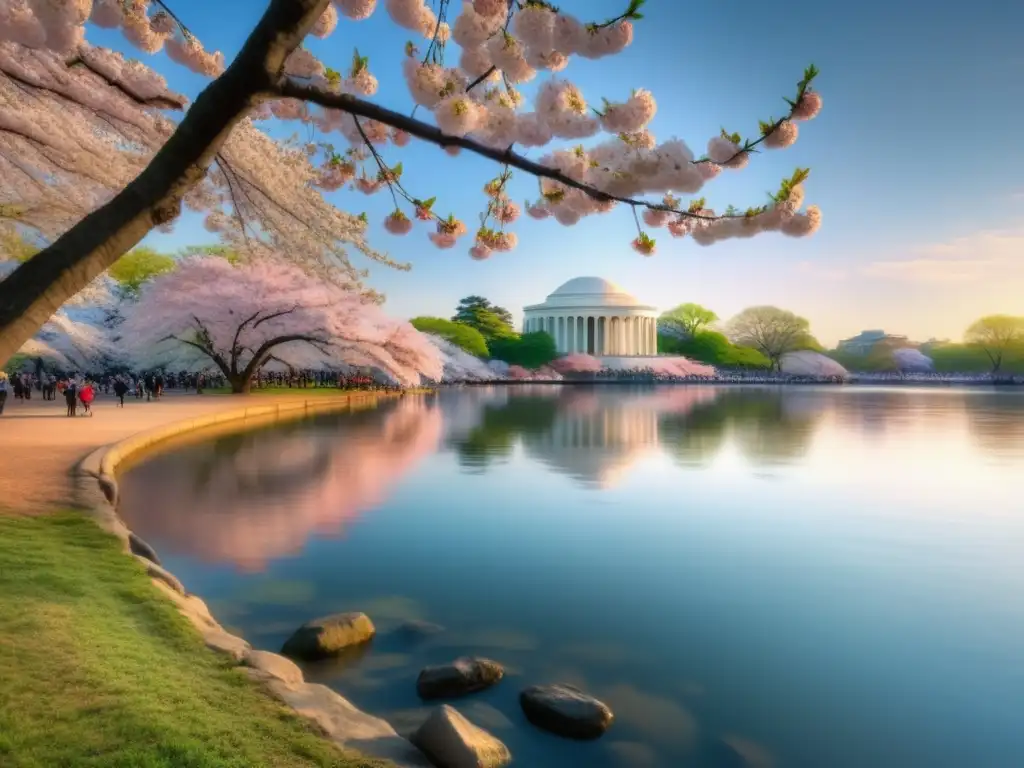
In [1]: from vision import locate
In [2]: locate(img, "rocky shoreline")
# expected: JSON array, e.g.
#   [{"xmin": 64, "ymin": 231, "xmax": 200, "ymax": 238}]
[{"xmin": 71, "ymin": 391, "xmax": 618, "ymax": 768}]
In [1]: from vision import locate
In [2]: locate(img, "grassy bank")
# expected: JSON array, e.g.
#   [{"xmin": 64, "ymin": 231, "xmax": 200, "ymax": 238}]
[{"xmin": 0, "ymin": 513, "xmax": 389, "ymax": 768}]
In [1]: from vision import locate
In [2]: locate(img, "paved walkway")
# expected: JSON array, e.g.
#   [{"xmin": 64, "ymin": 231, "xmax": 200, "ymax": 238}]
[{"xmin": 0, "ymin": 391, "xmax": 339, "ymax": 514}]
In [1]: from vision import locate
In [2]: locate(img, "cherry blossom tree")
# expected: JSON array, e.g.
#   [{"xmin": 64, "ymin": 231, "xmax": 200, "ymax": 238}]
[
  {"xmin": 0, "ymin": 258, "xmax": 120, "ymax": 369},
  {"xmin": 122, "ymin": 255, "xmax": 443, "ymax": 392},
  {"xmin": 0, "ymin": 0, "xmax": 824, "ymax": 367},
  {"xmin": 551, "ymin": 352, "xmax": 602, "ymax": 374}
]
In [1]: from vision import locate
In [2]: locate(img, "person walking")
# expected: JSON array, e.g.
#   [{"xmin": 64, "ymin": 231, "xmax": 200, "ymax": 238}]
[
  {"xmin": 113, "ymin": 377, "xmax": 128, "ymax": 407},
  {"xmin": 79, "ymin": 381, "xmax": 95, "ymax": 417},
  {"xmin": 64, "ymin": 379, "xmax": 78, "ymax": 417},
  {"xmin": 0, "ymin": 371, "xmax": 8, "ymax": 415}
]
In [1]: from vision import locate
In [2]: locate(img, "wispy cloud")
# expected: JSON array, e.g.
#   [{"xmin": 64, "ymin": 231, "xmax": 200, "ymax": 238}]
[{"xmin": 860, "ymin": 228, "xmax": 1024, "ymax": 283}]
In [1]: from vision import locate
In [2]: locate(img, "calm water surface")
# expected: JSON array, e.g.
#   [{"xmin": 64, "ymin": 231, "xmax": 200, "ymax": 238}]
[{"xmin": 119, "ymin": 386, "xmax": 1024, "ymax": 768}]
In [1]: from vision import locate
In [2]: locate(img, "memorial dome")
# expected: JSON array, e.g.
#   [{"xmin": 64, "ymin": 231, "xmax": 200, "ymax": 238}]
[{"xmin": 523, "ymin": 277, "xmax": 659, "ymax": 356}]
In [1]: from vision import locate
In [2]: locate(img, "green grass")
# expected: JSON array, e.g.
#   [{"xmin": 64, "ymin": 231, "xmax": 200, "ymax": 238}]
[{"xmin": 0, "ymin": 513, "xmax": 390, "ymax": 768}]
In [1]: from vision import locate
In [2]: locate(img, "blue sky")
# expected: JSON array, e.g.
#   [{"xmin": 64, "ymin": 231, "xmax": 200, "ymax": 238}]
[{"xmin": 92, "ymin": 0, "xmax": 1023, "ymax": 346}]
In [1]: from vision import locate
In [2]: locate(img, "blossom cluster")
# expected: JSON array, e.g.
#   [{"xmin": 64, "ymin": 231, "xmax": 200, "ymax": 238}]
[
  {"xmin": 0, "ymin": 0, "xmax": 225, "ymax": 75},
  {"xmin": 267, "ymin": 0, "xmax": 825, "ymax": 258}
]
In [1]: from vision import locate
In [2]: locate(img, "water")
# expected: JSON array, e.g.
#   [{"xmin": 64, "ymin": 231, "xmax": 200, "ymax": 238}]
[{"xmin": 118, "ymin": 386, "xmax": 1024, "ymax": 768}]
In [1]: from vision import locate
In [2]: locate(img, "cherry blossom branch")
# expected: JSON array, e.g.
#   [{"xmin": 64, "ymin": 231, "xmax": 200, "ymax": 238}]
[
  {"xmin": 66, "ymin": 56, "xmax": 187, "ymax": 110},
  {"xmin": 350, "ymin": 114, "xmax": 446, "ymax": 227},
  {"xmin": 276, "ymin": 79, "xmax": 757, "ymax": 221}
]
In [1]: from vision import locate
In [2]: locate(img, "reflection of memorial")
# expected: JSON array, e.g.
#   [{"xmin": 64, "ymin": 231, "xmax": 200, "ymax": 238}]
[
  {"xmin": 119, "ymin": 397, "xmax": 443, "ymax": 572},
  {"xmin": 523, "ymin": 394, "xmax": 662, "ymax": 487},
  {"xmin": 449, "ymin": 386, "xmax": 829, "ymax": 481}
]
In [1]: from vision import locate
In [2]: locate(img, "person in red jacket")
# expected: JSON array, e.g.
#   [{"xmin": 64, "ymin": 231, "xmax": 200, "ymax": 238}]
[{"xmin": 79, "ymin": 381, "xmax": 95, "ymax": 417}]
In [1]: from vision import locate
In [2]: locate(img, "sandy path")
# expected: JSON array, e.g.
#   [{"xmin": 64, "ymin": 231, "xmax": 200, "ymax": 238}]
[{"xmin": 0, "ymin": 391, "xmax": 326, "ymax": 514}]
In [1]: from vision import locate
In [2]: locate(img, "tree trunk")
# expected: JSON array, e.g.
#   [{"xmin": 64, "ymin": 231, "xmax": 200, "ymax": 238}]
[
  {"xmin": 0, "ymin": 0, "xmax": 329, "ymax": 367},
  {"xmin": 230, "ymin": 374, "xmax": 252, "ymax": 394}
]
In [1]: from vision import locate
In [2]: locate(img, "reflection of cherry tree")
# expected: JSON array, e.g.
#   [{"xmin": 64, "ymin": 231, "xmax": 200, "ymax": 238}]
[{"xmin": 119, "ymin": 397, "xmax": 443, "ymax": 572}]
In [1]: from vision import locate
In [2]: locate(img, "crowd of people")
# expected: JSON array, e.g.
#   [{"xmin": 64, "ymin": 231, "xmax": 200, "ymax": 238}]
[{"xmin": 0, "ymin": 366, "xmax": 406, "ymax": 418}]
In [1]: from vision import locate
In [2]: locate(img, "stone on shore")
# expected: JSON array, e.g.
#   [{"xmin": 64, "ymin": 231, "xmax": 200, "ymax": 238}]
[
  {"xmin": 128, "ymin": 531, "xmax": 161, "ymax": 565},
  {"xmin": 519, "ymin": 684, "xmax": 614, "ymax": 740},
  {"xmin": 245, "ymin": 649, "xmax": 304, "ymax": 687},
  {"xmin": 265, "ymin": 678, "xmax": 432, "ymax": 767},
  {"xmin": 417, "ymin": 657, "xmax": 504, "ymax": 700},
  {"xmin": 281, "ymin": 612, "xmax": 376, "ymax": 661},
  {"xmin": 410, "ymin": 705, "xmax": 511, "ymax": 768},
  {"xmin": 133, "ymin": 555, "xmax": 184, "ymax": 594}
]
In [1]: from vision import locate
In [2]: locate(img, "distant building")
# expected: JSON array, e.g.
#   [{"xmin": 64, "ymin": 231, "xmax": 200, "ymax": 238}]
[
  {"xmin": 837, "ymin": 330, "xmax": 910, "ymax": 355},
  {"xmin": 523, "ymin": 277, "xmax": 659, "ymax": 356}
]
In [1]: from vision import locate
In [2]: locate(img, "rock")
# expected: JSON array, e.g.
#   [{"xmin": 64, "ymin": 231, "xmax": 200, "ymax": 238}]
[
  {"xmin": 128, "ymin": 532, "xmax": 161, "ymax": 565},
  {"xmin": 410, "ymin": 705, "xmax": 511, "ymax": 768},
  {"xmin": 245, "ymin": 649, "xmax": 304, "ymax": 687},
  {"xmin": 417, "ymin": 658, "xmax": 504, "ymax": 700},
  {"xmin": 204, "ymin": 628, "xmax": 249, "ymax": 661},
  {"xmin": 265, "ymin": 678, "xmax": 431, "ymax": 767},
  {"xmin": 519, "ymin": 684, "xmax": 614, "ymax": 740},
  {"xmin": 133, "ymin": 555, "xmax": 184, "ymax": 594},
  {"xmin": 281, "ymin": 612, "xmax": 375, "ymax": 661}
]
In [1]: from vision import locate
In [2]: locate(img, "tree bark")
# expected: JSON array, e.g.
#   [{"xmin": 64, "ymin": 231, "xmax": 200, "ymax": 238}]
[
  {"xmin": 229, "ymin": 375, "xmax": 252, "ymax": 394},
  {"xmin": 0, "ymin": 0, "xmax": 330, "ymax": 367}
]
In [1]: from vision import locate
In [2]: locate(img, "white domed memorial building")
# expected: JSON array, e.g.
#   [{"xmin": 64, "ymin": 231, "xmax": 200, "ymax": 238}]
[{"xmin": 522, "ymin": 277, "xmax": 660, "ymax": 357}]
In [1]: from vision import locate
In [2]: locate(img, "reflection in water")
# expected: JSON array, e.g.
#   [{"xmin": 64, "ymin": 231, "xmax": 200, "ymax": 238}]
[
  {"xmin": 120, "ymin": 397, "xmax": 442, "ymax": 571},
  {"xmin": 118, "ymin": 386, "xmax": 1024, "ymax": 768},
  {"xmin": 964, "ymin": 392, "xmax": 1024, "ymax": 460},
  {"xmin": 449, "ymin": 386, "xmax": 825, "ymax": 484}
]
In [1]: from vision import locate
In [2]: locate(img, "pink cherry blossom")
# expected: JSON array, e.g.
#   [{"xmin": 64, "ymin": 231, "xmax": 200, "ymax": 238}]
[
  {"xmin": 764, "ymin": 120, "xmax": 799, "ymax": 149},
  {"xmin": 552, "ymin": 353, "xmax": 602, "ymax": 374},
  {"xmin": 384, "ymin": 210, "xmax": 413, "ymax": 235},
  {"xmin": 507, "ymin": 364, "xmax": 531, "ymax": 379},
  {"xmin": 667, "ymin": 217, "xmax": 691, "ymax": 238},
  {"xmin": 469, "ymin": 244, "xmax": 492, "ymax": 260},
  {"xmin": 642, "ymin": 209, "xmax": 671, "ymax": 228},
  {"xmin": 781, "ymin": 205, "xmax": 821, "ymax": 237},
  {"xmin": 355, "ymin": 175, "xmax": 385, "ymax": 194},
  {"xmin": 495, "ymin": 200, "xmax": 520, "ymax": 223},
  {"xmin": 311, "ymin": 5, "xmax": 339, "ymax": 37},
  {"xmin": 429, "ymin": 231, "xmax": 458, "ymax": 249},
  {"xmin": 579, "ymin": 20, "xmax": 634, "ymax": 59},
  {"xmin": 386, "ymin": 0, "xmax": 429, "ymax": 30},
  {"xmin": 600, "ymin": 89, "xmax": 656, "ymax": 133},
  {"xmin": 347, "ymin": 68, "xmax": 378, "ymax": 96},
  {"xmin": 631, "ymin": 236, "xmax": 656, "ymax": 256},
  {"xmin": 334, "ymin": 0, "xmax": 378, "ymax": 21},
  {"xmin": 434, "ymin": 95, "xmax": 482, "ymax": 136},
  {"xmin": 473, "ymin": 0, "xmax": 506, "ymax": 18},
  {"xmin": 391, "ymin": 128, "xmax": 411, "ymax": 146},
  {"xmin": 791, "ymin": 90, "xmax": 822, "ymax": 121},
  {"xmin": 285, "ymin": 48, "xmax": 323, "ymax": 79},
  {"xmin": 513, "ymin": 5, "xmax": 555, "ymax": 54},
  {"xmin": 526, "ymin": 203, "xmax": 550, "ymax": 219}
]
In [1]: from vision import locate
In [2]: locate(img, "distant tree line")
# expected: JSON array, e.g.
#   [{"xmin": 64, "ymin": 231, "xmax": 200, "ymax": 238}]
[{"xmin": 412, "ymin": 295, "xmax": 559, "ymax": 370}]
